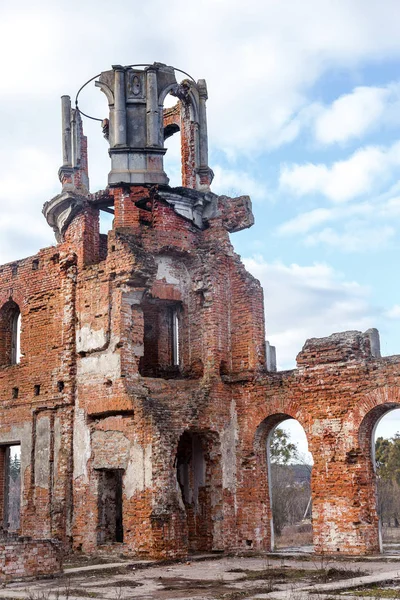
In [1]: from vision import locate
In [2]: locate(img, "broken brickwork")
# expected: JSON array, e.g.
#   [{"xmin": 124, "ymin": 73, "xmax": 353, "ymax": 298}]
[
  {"xmin": 0, "ymin": 63, "xmax": 398, "ymax": 573},
  {"xmin": 0, "ymin": 533, "xmax": 61, "ymax": 582}
]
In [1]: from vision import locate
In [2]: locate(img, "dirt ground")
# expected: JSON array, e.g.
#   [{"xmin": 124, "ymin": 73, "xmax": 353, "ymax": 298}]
[
  {"xmin": 275, "ymin": 525, "xmax": 400, "ymax": 556},
  {"xmin": 1, "ymin": 552, "xmax": 400, "ymax": 600}
]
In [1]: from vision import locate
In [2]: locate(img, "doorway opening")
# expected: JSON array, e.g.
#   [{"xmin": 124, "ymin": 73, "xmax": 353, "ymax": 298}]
[
  {"xmin": 175, "ymin": 430, "xmax": 222, "ymax": 552},
  {"xmin": 97, "ymin": 469, "xmax": 123, "ymax": 545}
]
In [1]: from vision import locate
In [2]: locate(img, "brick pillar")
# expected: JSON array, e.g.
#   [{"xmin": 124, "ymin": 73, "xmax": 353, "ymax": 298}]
[
  {"xmin": 149, "ymin": 433, "xmax": 188, "ymax": 558},
  {"xmin": 63, "ymin": 207, "xmax": 100, "ymax": 267},
  {"xmin": 0, "ymin": 447, "xmax": 7, "ymax": 526},
  {"xmin": 310, "ymin": 433, "xmax": 380, "ymax": 555},
  {"xmin": 235, "ymin": 423, "xmax": 271, "ymax": 553},
  {"xmin": 113, "ymin": 186, "xmax": 152, "ymax": 229}
]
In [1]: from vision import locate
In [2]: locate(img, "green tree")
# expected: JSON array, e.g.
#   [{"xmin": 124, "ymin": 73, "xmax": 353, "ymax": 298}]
[
  {"xmin": 270, "ymin": 427, "xmax": 298, "ymax": 464},
  {"xmin": 376, "ymin": 434, "xmax": 400, "ymax": 484},
  {"xmin": 269, "ymin": 427, "xmax": 311, "ymax": 538}
]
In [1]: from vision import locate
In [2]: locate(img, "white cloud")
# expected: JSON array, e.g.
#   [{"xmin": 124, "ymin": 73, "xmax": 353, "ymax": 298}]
[
  {"xmin": 212, "ymin": 166, "xmax": 266, "ymax": 201},
  {"xmin": 278, "ymin": 203, "xmax": 376, "ymax": 236},
  {"xmin": 313, "ymin": 85, "xmax": 395, "ymax": 144},
  {"xmin": 375, "ymin": 409, "xmax": 400, "ymax": 440},
  {"xmin": 243, "ymin": 256, "xmax": 377, "ymax": 368},
  {"xmin": 277, "ymin": 188, "xmax": 400, "ymax": 252},
  {"xmin": 0, "ymin": 146, "xmax": 59, "ymax": 264},
  {"xmin": 385, "ymin": 305, "xmax": 400, "ymax": 319},
  {"xmin": 280, "ymin": 142, "xmax": 400, "ymax": 203},
  {"xmin": 304, "ymin": 225, "xmax": 395, "ymax": 252},
  {"xmin": 3, "ymin": 0, "xmax": 400, "ymax": 157},
  {"xmin": 0, "ymin": 147, "xmax": 59, "ymax": 203},
  {"xmin": 277, "ymin": 82, "xmax": 400, "ymax": 147},
  {"xmin": 278, "ymin": 208, "xmax": 333, "ymax": 235}
]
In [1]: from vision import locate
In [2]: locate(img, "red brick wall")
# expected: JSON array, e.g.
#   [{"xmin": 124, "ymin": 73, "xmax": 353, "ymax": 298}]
[
  {"xmin": 1, "ymin": 180, "xmax": 399, "ymax": 561},
  {"xmin": 0, "ymin": 536, "xmax": 61, "ymax": 581}
]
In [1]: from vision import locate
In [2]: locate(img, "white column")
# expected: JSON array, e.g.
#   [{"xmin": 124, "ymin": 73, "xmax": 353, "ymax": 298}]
[
  {"xmin": 61, "ymin": 96, "xmax": 72, "ymax": 167},
  {"xmin": 146, "ymin": 69, "xmax": 160, "ymax": 147},
  {"xmin": 114, "ymin": 68, "xmax": 127, "ymax": 146}
]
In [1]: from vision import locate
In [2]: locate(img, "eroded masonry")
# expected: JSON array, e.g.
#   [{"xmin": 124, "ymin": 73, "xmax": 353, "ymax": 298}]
[{"xmin": 0, "ymin": 63, "xmax": 398, "ymax": 569}]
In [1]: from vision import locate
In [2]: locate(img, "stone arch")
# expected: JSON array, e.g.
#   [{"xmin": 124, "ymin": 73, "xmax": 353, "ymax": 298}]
[
  {"xmin": 175, "ymin": 428, "xmax": 223, "ymax": 552},
  {"xmin": 158, "ymin": 83, "xmax": 200, "ymax": 123},
  {"xmin": 161, "ymin": 83, "xmax": 202, "ymax": 189},
  {"xmin": 96, "ymin": 81, "xmax": 114, "ymax": 106},
  {"xmin": 0, "ymin": 300, "xmax": 21, "ymax": 366}
]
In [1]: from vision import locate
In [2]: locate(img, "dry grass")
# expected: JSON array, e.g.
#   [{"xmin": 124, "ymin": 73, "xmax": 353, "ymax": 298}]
[
  {"xmin": 275, "ymin": 523, "xmax": 313, "ymax": 548},
  {"xmin": 350, "ymin": 585, "xmax": 400, "ymax": 598},
  {"xmin": 382, "ymin": 526, "xmax": 400, "ymax": 543}
]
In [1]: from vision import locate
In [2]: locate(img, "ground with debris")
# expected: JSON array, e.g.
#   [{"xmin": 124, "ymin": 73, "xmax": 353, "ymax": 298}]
[{"xmin": 0, "ymin": 553, "xmax": 399, "ymax": 600}]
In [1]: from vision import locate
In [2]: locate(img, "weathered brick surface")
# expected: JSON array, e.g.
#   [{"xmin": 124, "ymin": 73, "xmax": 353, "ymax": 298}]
[
  {"xmin": 0, "ymin": 534, "xmax": 61, "ymax": 581},
  {"xmin": 1, "ymin": 152, "xmax": 399, "ymax": 564}
]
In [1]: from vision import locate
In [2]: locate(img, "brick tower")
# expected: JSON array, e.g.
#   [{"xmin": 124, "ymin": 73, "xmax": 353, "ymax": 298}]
[{"xmin": 42, "ymin": 63, "xmax": 263, "ymax": 556}]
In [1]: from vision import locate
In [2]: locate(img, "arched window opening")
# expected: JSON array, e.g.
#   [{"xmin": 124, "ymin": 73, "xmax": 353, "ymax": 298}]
[
  {"xmin": 175, "ymin": 430, "xmax": 222, "ymax": 552},
  {"xmin": 15, "ymin": 312, "xmax": 21, "ymax": 364},
  {"xmin": 162, "ymin": 85, "xmax": 201, "ymax": 190},
  {"xmin": 0, "ymin": 301, "xmax": 21, "ymax": 366},
  {"xmin": 365, "ymin": 406, "xmax": 400, "ymax": 554},
  {"xmin": 163, "ymin": 94, "xmax": 182, "ymax": 187},
  {"xmin": 263, "ymin": 415, "xmax": 313, "ymax": 552}
]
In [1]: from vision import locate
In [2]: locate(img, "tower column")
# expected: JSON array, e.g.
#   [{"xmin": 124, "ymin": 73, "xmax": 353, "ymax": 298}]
[
  {"xmin": 114, "ymin": 67, "xmax": 127, "ymax": 147},
  {"xmin": 146, "ymin": 68, "xmax": 160, "ymax": 147}
]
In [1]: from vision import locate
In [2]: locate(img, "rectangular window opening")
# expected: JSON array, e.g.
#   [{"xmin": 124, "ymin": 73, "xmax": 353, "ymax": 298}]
[
  {"xmin": 172, "ymin": 308, "xmax": 180, "ymax": 366},
  {"xmin": 139, "ymin": 300, "xmax": 182, "ymax": 379},
  {"xmin": 97, "ymin": 469, "xmax": 123, "ymax": 545},
  {"xmin": 0, "ymin": 444, "xmax": 21, "ymax": 532}
]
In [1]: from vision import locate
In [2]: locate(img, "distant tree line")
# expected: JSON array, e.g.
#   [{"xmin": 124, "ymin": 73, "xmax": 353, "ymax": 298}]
[
  {"xmin": 376, "ymin": 434, "xmax": 400, "ymax": 527},
  {"xmin": 270, "ymin": 429, "xmax": 400, "ymax": 539},
  {"xmin": 269, "ymin": 427, "xmax": 311, "ymax": 536},
  {"xmin": 7, "ymin": 453, "xmax": 21, "ymax": 531}
]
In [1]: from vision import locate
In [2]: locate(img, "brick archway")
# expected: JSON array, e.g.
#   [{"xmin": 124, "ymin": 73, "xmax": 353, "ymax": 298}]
[
  {"xmin": 352, "ymin": 387, "xmax": 400, "ymax": 438},
  {"xmin": 355, "ymin": 393, "xmax": 400, "ymax": 553},
  {"xmin": 255, "ymin": 412, "xmax": 313, "ymax": 550}
]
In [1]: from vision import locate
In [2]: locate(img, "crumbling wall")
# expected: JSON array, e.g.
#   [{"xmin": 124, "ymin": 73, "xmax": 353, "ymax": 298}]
[
  {"xmin": 230, "ymin": 330, "xmax": 400, "ymax": 555},
  {"xmin": 66, "ymin": 188, "xmax": 254, "ymax": 556},
  {"xmin": 0, "ymin": 533, "xmax": 61, "ymax": 581},
  {"xmin": 0, "ymin": 247, "xmax": 75, "ymax": 546},
  {"xmin": 2, "ymin": 167, "xmax": 400, "ymax": 561}
]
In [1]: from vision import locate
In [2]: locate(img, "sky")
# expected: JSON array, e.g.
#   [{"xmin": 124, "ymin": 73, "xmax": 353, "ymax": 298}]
[{"xmin": 1, "ymin": 0, "xmax": 400, "ymax": 447}]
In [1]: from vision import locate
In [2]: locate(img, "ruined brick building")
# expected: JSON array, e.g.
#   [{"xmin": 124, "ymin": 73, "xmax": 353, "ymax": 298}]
[{"xmin": 0, "ymin": 63, "xmax": 398, "ymax": 563}]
